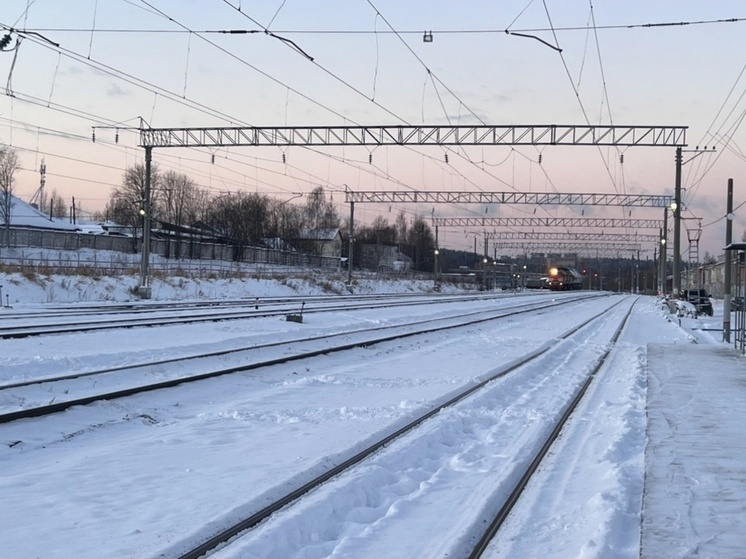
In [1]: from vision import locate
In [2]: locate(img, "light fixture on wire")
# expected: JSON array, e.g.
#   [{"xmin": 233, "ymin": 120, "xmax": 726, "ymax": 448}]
[{"xmin": 423, "ymin": 31, "xmax": 433, "ymax": 43}]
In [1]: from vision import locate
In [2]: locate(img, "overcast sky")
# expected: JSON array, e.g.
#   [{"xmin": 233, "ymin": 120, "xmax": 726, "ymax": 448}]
[{"xmin": 2, "ymin": 1, "xmax": 745, "ymax": 258}]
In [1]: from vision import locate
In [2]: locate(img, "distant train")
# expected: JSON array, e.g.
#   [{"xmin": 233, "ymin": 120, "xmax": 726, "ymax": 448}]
[{"xmin": 547, "ymin": 266, "xmax": 583, "ymax": 291}]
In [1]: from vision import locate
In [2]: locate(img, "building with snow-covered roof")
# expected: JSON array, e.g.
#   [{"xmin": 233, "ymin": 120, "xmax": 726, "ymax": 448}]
[{"xmin": 3, "ymin": 194, "xmax": 78, "ymax": 232}]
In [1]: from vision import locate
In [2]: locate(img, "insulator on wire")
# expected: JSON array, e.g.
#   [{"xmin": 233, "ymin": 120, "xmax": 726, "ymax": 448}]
[
  {"xmin": 368, "ymin": 153, "xmax": 372, "ymax": 164},
  {"xmin": 0, "ymin": 33, "xmax": 11, "ymax": 50},
  {"xmin": 444, "ymin": 153, "xmax": 449, "ymax": 163},
  {"xmin": 115, "ymin": 129, "xmax": 119, "ymax": 144},
  {"xmin": 282, "ymin": 153, "xmax": 286, "ymax": 163},
  {"xmin": 211, "ymin": 153, "xmax": 215, "ymax": 164},
  {"xmin": 620, "ymin": 154, "xmax": 624, "ymax": 164},
  {"xmin": 538, "ymin": 154, "xmax": 542, "ymax": 164},
  {"xmin": 92, "ymin": 130, "xmax": 96, "ymax": 143}
]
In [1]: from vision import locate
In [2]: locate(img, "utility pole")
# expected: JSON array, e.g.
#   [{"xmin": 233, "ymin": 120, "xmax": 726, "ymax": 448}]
[
  {"xmin": 138, "ymin": 146, "xmax": 153, "ymax": 299},
  {"xmin": 433, "ymin": 224, "xmax": 440, "ymax": 290},
  {"xmin": 673, "ymin": 146, "xmax": 682, "ymax": 296},
  {"xmin": 482, "ymin": 235, "xmax": 488, "ymax": 290},
  {"xmin": 39, "ymin": 159, "xmax": 46, "ymax": 217},
  {"xmin": 347, "ymin": 200, "xmax": 354, "ymax": 285},
  {"xmin": 673, "ymin": 146, "xmax": 716, "ymax": 296},
  {"xmin": 724, "ymin": 178, "xmax": 734, "ymax": 342},
  {"xmin": 660, "ymin": 208, "xmax": 668, "ymax": 295}
]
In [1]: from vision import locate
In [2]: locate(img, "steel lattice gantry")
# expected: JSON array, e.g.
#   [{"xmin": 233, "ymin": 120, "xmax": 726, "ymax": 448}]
[
  {"xmin": 345, "ymin": 191, "xmax": 673, "ymax": 207},
  {"xmin": 483, "ymin": 231, "xmax": 658, "ymax": 242},
  {"xmin": 139, "ymin": 124, "xmax": 686, "ymax": 148},
  {"xmin": 132, "ymin": 123, "xmax": 687, "ymax": 294},
  {"xmin": 432, "ymin": 217, "xmax": 665, "ymax": 229},
  {"xmin": 491, "ymin": 242, "xmax": 642, "ymax": 252}
]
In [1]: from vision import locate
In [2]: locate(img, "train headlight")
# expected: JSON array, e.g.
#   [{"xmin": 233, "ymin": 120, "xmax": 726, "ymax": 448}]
[{"xmin": 549, "ymin": 267, "xmax": 558, "ymax": 276}]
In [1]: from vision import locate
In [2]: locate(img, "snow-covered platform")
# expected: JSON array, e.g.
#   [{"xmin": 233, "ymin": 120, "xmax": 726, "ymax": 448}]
[{"xmin": 642, "ymin": 343, "xmax": 746, "ymax": 558}]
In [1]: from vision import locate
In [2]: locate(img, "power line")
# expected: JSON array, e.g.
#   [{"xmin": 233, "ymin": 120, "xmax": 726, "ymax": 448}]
[{"xmin": 16, "ymin": 17, "xmax": 746, "ymax": 36}]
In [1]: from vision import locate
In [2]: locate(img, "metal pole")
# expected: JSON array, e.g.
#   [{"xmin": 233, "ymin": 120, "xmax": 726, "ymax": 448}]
[
  {"xmin": 347, "ymin": 200, "xmax": 354, "ymax": 285},
  {"xmin": 138, "ymin": 146, "xmax": 153, "ymax": 299},
  {"xmin": 482, "ymin": 236, "xmax": 488, "ymax": 290},
  {"xmin": 662, "ymin": 209, "xmax": 668, "ymax": 295},
  {"xmin": 433, "ymin": 225, "xmax": 439, "ymax": 289},
  {"xmin": 673, "ymin": 146, "xmax": 682, "ymax": 296},
  {"xmin": 724, "ymin": 178, "xmax": 734, "ymax": 342}
]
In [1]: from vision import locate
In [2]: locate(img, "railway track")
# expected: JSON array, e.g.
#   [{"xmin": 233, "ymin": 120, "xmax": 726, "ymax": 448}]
[
  {"xmin": 0, "ymin": 292, "xmax": 468, "ymax": 320},
  {"xmin": 2, "ymin": 293, "xmax": 639, "ymax": 559},
  {"xmin": 168, "ymin": 296, "xmax": 635, "ymax": 559},
  {"xmin": 0, "ymin": 293, "xmax": 603, "ymax": 423},
  {"xmin": 0, "ymin": 291, "xmax": 529, "ymax": 338}
]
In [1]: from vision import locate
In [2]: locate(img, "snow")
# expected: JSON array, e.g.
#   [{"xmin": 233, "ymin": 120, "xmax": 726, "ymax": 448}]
[
  {"xmin": 3, "ymin": 195, "xmax": 78, "ymax": 231},
  {"xmin": 1, "ymin": 268, "xmax": 745, "ymax": 559}
]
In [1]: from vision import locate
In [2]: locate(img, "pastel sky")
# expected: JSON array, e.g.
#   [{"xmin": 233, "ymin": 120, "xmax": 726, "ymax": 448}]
[{"xmin": 1, "ymin": 0, "xmax": 745, "ymax": 258}]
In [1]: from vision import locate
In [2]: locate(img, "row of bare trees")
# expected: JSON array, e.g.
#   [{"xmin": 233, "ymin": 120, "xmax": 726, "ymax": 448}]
[
  {"xmin": 354, "ymin": 213, "xmax": 436, "ymax": 270},
  {"xmin": 103, "ymin": 162, "xmax": 442, "ymax": 269},
  {"xmin": 104, "ymin": 163, "xmax": 342, "ymax": 257},
  {"xmin": 1, "ymin": 149, "xmax": 436, "ymax": 268}
]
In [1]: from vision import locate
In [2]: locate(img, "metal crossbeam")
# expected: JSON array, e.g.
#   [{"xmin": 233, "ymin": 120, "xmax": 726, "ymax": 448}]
[
  {"xmin": 346, "ymin": 190, "xmax": 673, "ymax": 207},
  {"xmin": 492, "ymin": 242, "xmax": 642, "ymax": 252},
  {"xmin": 139, "ymin": 124, "xmax": 687, "ymax": 148},
  {"xmin": 484, "ymin": 231, "xmax": 658, "ymax": 242},
  {"xmin": 433, "ymin": 217, "xmax": 665, "ymax": 228}
]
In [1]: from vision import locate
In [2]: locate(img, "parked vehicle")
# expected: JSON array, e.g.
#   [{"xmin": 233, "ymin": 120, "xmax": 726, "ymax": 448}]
[
  {"xmin": 679, "ymin": 289, "xmax": 713, "ymax": 316},
  {"xmin": 732, "ymin": 296, "xmax": 745, "ymax": 312}
]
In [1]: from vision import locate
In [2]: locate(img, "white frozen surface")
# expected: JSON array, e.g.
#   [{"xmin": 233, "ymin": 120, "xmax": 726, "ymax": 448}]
[{"xmin": 0, "ymin": 271, "xmax": 744, "ymax": 559}]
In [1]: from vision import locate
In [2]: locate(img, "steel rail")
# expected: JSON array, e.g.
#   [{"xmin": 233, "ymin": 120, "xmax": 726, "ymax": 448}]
[
  {"xmin": 0, "ymin": 295, "xmax": 567, "ymax": 392},
  {"xmin": 467, "ymin": 297, "xmax": 638, "ymax": 558},
  {"xmin": 0, "ymin": 295, "xmax": 603, "ymax": 425},
  {"xmin": 174, "ymin": 296, "xmax": 626, "ymax": 559},
  {"xmin": 0, "ymin": 292, "xmax": 455, "ymax": 320},
  {"xmin": 0, "ymin": 292, "xmax": 506, "ymax": 339}
]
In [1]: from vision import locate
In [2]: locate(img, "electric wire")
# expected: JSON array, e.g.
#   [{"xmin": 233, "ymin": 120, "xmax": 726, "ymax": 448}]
[
  {"xmin": 217, "ymin": 0, "xmax": 523, "ymax": 224},
  {"xmin": 3, "ymin": 4, "xmax": 695, "ymax": 254},
  {"xmin": 18, "ymin": 17, "xmax": 746, "ymax": 36}
]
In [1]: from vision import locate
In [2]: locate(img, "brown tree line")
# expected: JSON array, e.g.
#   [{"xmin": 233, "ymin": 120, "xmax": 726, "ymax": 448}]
[
  {"xmin": 353, "ymin": 211, "xmax": 436, "ymax": 271},
  {"xmin": 0, "ymin": 150, "xmax": 437, "ymax": 268},
  {"xmin": 104, "ymin": 163, "xmax": 343, "ymax": 255}
]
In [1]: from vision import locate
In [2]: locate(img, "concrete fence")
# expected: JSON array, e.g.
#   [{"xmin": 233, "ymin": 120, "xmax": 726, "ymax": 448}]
[{"xmin": 0, "ymin": 228, "xmax": 341, "ymax": 272}]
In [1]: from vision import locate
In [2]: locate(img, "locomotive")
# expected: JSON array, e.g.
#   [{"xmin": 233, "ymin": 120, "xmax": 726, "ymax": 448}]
[{"xmin": 547, "ymin": 266, "xmax": 583, "ymax": 291}]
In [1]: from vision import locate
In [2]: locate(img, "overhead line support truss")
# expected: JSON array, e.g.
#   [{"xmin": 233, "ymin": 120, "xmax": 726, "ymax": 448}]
[
  {"xmin": 492, "ymin": 242, "xmax": 642, "ymax": 252},
  {"xmin": 139, "ymin": 124, "xmax": 687, "ymax": 148},
  {"xmin": 484, "ymin": 232, "xmax": 658, "ymax": 242},
  {"xmin": 432, "ymin": 217, "xmax": 665, "ymax": 229},
  {"xmin": 346, "ymin": 191, "xmax": 673, "ymax": 208}
]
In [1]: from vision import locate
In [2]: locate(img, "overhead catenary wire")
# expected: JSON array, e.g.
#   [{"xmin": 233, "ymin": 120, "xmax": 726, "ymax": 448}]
[
  {"xmin": 17, "ymin": 16, "xmax": 746, "ymax": 36},
  {"xmin": 1, "ymin": 15, "xmax": 428, "ymax": 200},
  {"xmin": 218, "ymin": 0, "xmax": 526, "ymax": 221},
  {"xmin": 1, "ymin": 3, "xmax": 695, "ymax": 254}
]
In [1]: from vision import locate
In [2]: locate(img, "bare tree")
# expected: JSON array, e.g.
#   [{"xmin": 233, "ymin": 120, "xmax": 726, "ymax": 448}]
[
  {"xmin": 0, "ymin": 146, "xmax": 20, "ymax": 248},
  {"xmin": 266, "ymin": 198, "xmax": 302, "ymax": 245},
  {"xmin": 157, "ymin": 170, "xmax": 207, "ymax": 256},
  {"xmin": 159, "ymin": 170, "xmax": 204, "ymax": 228},
  {"xmin": 208, "ymin": 192, "xmax": 269, "ymax": 260},
  {"xmin": 303, "ymin": 186, "xmax": 340, "ymax": 230},
  {"xmin": 405, "ymin": 215, "xmax": 435, "ymax": 271},
  {"xmin": 48, "ymin": 189, "xmax": 68, "ymax": 219},
  {"xmin": 107, "ymin": 162, "xmax": 161, "ymax": 249},
  {"xmin": 395, "ymin": 210, "xmax": 408, "ymax": 250}
]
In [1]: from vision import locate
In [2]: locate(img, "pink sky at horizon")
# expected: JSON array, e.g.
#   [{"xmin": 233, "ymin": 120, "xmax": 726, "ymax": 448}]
[{"xmin": 2, "ymin": 0, "xmax": 745, "ymax": 257}]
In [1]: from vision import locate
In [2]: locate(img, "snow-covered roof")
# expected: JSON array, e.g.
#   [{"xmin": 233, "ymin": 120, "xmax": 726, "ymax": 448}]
[
  {"xmin": 297, "ymin": 228, "xmax": 341, "ymax": 241},
  {"xmin": 4, "ymin": 194, "xmax": 78, "ymax": 231}
]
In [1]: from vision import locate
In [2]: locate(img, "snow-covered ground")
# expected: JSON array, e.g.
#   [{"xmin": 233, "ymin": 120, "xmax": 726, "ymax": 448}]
[{"xmin": 1, "ymin": 266, "xmax": 744, "ymax": 558}]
